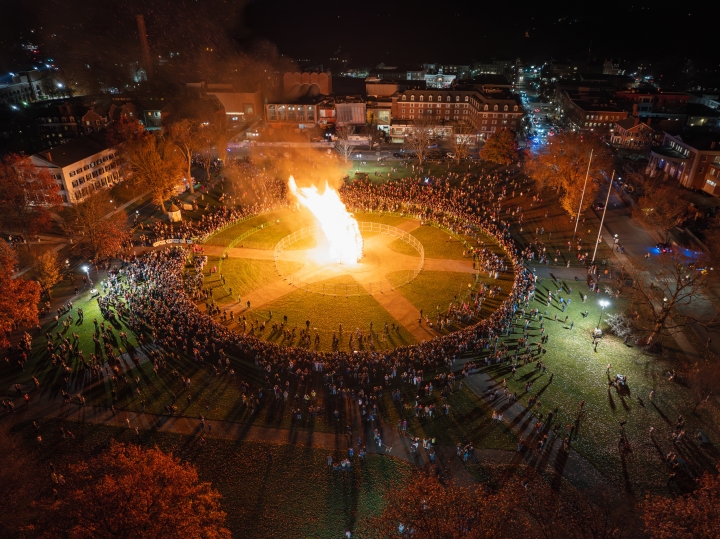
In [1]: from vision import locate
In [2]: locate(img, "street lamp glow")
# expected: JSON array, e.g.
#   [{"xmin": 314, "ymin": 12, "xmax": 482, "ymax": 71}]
[
  {"xmin": 82, "ymin": 266, "xmax": 88, "ymax": 273},
  {"xmin": 597, "ymin": 300, "xmax": 610, "ymax": 331}
]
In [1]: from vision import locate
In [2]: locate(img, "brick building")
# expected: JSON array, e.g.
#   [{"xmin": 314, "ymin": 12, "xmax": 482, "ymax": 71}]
[
  {"xmin": 557, "ymin": 89, "xmax": 628, "ymax": 133},
  {"xmin": 390, "ymin": 87, "xmax": 523, "ymax": 139},
  {"xmin": 645, "ymin": 132, "xmax": 720, "ymax": 191}
]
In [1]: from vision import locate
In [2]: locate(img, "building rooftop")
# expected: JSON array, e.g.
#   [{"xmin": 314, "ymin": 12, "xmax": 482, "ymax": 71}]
[
  {"xmin": 686, "ymin": 103, "xmax": 720, "ymax": 118},
  {"xmin": 651, "ymin": 146, "xmax": 689, "ymax": 160},
  {"xmin": 673, "ymin": 132, "xmax": 720, "ymax": 151},
  {"xmin": 33, "ymin": 135, "xmax": 109, "ymax": 168}
]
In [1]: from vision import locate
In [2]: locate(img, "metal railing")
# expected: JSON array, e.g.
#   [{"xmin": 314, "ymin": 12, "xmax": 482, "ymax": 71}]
[{"xmin": 273, "ymin": 222, "xmax": 425, "ymax": 297}]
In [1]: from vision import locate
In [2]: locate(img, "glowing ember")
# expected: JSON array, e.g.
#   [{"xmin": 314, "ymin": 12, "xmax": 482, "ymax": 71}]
[{"xmin": 288, "ymin": 176, "xmax": 363, "ymax": 264}]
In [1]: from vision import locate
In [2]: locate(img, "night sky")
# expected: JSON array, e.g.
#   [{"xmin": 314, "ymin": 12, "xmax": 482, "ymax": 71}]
[{"xmin": 1, "ymin": 0, "xmax": 718, "ymax": 75}]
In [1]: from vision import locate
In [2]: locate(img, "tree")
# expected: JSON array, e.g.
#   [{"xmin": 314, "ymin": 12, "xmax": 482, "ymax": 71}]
[
  {"xmin": 31, "ymin": 250, "xmax": 62, "ymax": 299},
  {"xmin": 687, "ymin": 358, "xmax": 720, "ymax": 413},
  {"xmin": 643, "ymin": 468, "xmax": 720, "ymax": 539},
  {"xmin": 0, "ymin": 154, "xmax": 61, "ymax": 240},
  {"xmin": 514, "ymin": 476, "xmax": 632, "ymax": 539},
  {"xmin": 122, "ymin": 134, "xmax": 184, "ymax": 212},
  {"xmin": 366, "ymin": 118, "xmax": 384, "ymax": 151},
  {"xmin": 165, "ymin": 119, "xmax": 200, "ymax": 193},
  {"xmin": 43, "ymin": 442, "xmax": 231, "ymax": 539},
  {"xmin": 363, "ymin": 475, "xmax": 511, "ymax": 539},
  {"xmin": 106, "ymin": 117, "xmax": 147, "ymax": 147},
  {"xmin": 405, "ymin": 117, "xmax": 434, "ymax": 165},
  {"xmin": 335, "ymin": 126, "xmax": 355, "ymax": 163},
  {"xmin": 480, "ymin": 128, "xmax": 518, "ymax": 165},
  {"xmin": 525, "ymin": 132, "xmax": 613, "ymax": 218},
  {"xmin": 68, "ymin": 190, "xmax": 130, "ymax": 262},
  {"xmin": 0, "ymin": 242, "xmax": 40, "ymax": 347},
  {"xmin": 604, "ymin": 313, "xmax": 635, "ymax": 341},
  {"xmin": 450, "ymin": 123, "xmax": 476, "ymax": 164},
  {"xmin": 626, "ymin": 255, "xmax": 719, "ymax": 346},
  {"xmin": 0, "ymin": 426, "xmax": 43, "ymax": 538},
  {"xmin": 636, "ymin": 184, "xmax": 691, "ymax": 242}
]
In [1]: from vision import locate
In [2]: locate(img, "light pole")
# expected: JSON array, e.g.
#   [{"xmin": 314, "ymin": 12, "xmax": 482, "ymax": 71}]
[
  {"xmin": 573, "ymin": 149, "xmax": 593, "ymax": 242},
  {"xmin": 83, "ymin": 265, "xmax": 93, "ymax": 287},
  {"xmin": 597, "ymin": 300, "xmax": 609, "ymax": 331},
  {"xmin": 592, "ymin": 171, "xmax": 615, "ymax": 264}
]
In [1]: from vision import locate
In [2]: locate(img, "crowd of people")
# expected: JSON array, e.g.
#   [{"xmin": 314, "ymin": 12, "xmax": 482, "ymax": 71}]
[{"xmin": 81, "ymin": 170, "xmax": 543, "ymax": 425}]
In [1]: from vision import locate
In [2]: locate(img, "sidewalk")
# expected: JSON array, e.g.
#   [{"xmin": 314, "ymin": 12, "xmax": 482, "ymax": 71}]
[{"xmin": 596, "ymin": 201, "xmax": 702, "ymax": 363}]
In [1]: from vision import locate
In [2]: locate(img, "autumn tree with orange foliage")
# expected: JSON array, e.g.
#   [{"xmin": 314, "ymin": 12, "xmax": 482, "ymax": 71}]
[
  {"xmin": 365, "ymin": 473, "xmax": 636, "ymax": 539},
  {"xmin": 68, "ymin": 190, "xmax": 130, "ymax": 262},
  {"xmin": 0, "ymin": 242, "xmax": 40, "ymax": 347},
  {"xmin": 513, "ymin": 476, "xmax": 634, "ymax": 539},
  {"xmin": 42, "ymin": 442, "xmax": 231, "ymax": 539},
  {"xmin": 480, "ymin": 128, "xmax": 518, "ymax": 166},
  {"xmin": 524, "ymin": 132, "xmax": 613, "ymax": 218},
  {"xmin": 105, "ymin": 116, "xmax": 147, "ymax": 147},
  {"xmin": 362, "ymin": 474, "xmax": 512, "ymax": 539},
  {"xmin": 643, "ymin": 468, "xmax": 720, "ymax": 539},
  {"xmin": 0, "ymin": 153, "xmax": 61, "ymax": 240}
]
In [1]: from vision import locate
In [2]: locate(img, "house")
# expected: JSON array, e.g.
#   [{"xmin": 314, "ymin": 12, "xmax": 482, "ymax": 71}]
[
  {"xmin": 611, "ymin": 118, "xmax": 663, "ymax": 149},
  {"xmin": 30, "ymin": 136, "xmax": 122, "ymax": 204},
  {"xmin": 645, "ymin": 132, "xmax": 720, "ymax": 191}
]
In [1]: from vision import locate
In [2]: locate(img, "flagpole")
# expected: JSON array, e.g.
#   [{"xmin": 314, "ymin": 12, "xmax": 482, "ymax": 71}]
[
  {"xmin": 592, "ymin": 170, "xmax": 614, "ymax": 264},
  {"xmin": 573, "ymin": 149, "xmax": 593, "ymax": 242}
]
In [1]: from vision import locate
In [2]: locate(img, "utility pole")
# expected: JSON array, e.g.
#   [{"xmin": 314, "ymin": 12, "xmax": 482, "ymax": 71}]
[
  {"xmin": 573, "ymin": 149, "xmax": 593, "ymax": 242},
  {"xmin": 592, "ymin": 171, "xmax": 614, "ymax": 264}
]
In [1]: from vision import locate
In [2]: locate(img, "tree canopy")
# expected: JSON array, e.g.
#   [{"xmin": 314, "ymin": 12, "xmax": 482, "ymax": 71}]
[
  {"xmin": 0, "ymin": 242, "xmax": 40, "ymax": 346},
  {"xmin": 480, "ymin": 128, "xmax": 518, "ymax": 165},
  {"xmin": 525, "ymin": 132, "xmax": 613, "ymax": 217},
  {"xmin": 122, "ymin": 134, "xmax": 185, "ymax": 210},
  {"xmin": 43, "ymin": 442, "xmax": 231, "ymax": 539},
  {"xmin": 0, "ymin": 153, "xmax": 61, "ymax": 239},
  {"xmin": 68, "ymin": 190, "xmax": 130, "ymax": 262}
]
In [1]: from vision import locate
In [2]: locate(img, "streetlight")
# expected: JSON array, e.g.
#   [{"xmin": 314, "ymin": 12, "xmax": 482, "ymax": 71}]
[
  {"xmin": 597, "ymin": 300, "xmax": 609, "ymax": 331},
  {"xmin": 83, "ymin": 265, "xmax": 92, "ymax": 287}
]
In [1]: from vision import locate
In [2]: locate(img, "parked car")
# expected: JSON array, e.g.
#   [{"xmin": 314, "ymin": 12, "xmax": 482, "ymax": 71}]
[{"xmin": 656, "ymin": 242, "xmax": 672, "ymax": 253}]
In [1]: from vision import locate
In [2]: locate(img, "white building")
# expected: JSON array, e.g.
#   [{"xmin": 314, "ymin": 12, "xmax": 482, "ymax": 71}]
[{"xmin": 31, "ymin": 136, "xmax": 122, "ymax": 204}]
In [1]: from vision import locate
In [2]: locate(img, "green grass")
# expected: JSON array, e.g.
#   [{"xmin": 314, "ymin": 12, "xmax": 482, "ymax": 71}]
[
  {"xmin": 204, "ymin": 212, "xmax": 282, "ymax": 247},
  {"xmin": 0, "ymin": 282, "xmax": 142, "ymax": 395},
  {"xmin": 380, "ymin": 385, "xmax": 518, "ymax": 450},
  {"xmin": 19, "ymin": 419, "xmax": 414, "ymax": 539},
  {"xmin": 389, "ymin": 225, "xmax": 468, "ymax": 259},
  {"xmin": 353, "ymin": 212, "xmax": 416, "ymax": 227},
  {"xmin": 246, "ymin": 276, "xmax": 417, "ymax": 351},
  {"xmin": 483, "ymin": 278, "xmax": 720, "ymax": 494},
  {"xmin": 389, "ymin": 271, "xmax": 481, "ymax": 325},
  {"xmin": 206, "ymin": 257, "xmax": 303, "ymax": 305}
]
